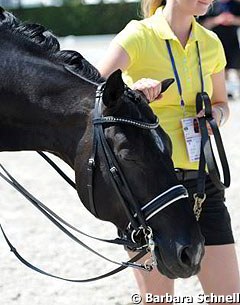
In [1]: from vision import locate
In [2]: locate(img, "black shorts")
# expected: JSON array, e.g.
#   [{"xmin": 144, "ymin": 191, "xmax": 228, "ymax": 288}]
[{"xmin": 176, "ymin": 170, "xmax": 234, "ymax": 246}]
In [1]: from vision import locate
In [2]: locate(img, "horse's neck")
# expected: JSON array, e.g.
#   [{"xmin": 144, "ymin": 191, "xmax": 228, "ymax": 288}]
[{"xmin": 0, "ymin": 59, "xmax": 96, "ymax": 167}]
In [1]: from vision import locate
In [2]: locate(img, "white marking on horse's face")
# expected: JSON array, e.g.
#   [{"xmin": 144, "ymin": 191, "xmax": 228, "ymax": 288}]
[{"xmin": 151, "ymin": 130, "xmax": 165, "ymax": 153}]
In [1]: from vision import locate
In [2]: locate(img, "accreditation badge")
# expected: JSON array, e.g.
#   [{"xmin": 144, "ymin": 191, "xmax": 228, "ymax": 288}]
[{"xmin": 181, "ymin": 117, "xmax": 201, "ymax": 162}]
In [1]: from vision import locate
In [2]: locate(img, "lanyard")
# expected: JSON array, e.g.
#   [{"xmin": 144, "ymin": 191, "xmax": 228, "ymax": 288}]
[{"xmin": 166, "ymin": 40, "xmax": 204, "ymax": 111}]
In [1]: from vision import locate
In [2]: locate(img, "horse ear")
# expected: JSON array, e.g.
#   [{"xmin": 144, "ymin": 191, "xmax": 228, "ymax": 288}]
[{"xmin": 102, "ymin": 69, "xmax": 125, "ymax": 108}]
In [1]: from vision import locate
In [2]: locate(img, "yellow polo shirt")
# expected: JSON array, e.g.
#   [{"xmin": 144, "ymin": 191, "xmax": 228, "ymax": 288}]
[{"xmin": 112, "ymin": 7, "xmax": 226, "ymax": 170}]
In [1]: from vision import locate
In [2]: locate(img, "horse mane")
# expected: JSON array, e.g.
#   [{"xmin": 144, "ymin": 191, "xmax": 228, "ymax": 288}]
[{"xmin": 0, "ymin": 7, "xmax": 105, "ymax": 84}]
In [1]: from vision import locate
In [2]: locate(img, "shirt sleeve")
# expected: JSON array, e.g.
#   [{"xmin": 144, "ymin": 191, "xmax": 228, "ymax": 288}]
[
  {"xmin": 111, "ymin": 20, "xmax": 146, "ymax": 67},
  {"xmin": 212, "ymin": 37, "xmax": 227, "ymax": 74}
]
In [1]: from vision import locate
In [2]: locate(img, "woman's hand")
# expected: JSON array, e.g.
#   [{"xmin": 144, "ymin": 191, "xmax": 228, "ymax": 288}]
[
  {"xmin": 132, "ymin": 78, "xmax": 163, "ymax": 102},
  {"xmin": 196, "ymin": 106, "xmax": 224, "ymax": 135}
]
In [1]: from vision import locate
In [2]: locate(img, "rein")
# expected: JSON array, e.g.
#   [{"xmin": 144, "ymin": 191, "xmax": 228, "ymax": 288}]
[
  {"xmin": 0, "ymin": 84, "xmax": 230, "ymax": 280},
  {"xmin": 0, "ymin": 83, "xmax": 188, "ymax": 281},
  {"xmin": 0, "ymin": 164, "xmax": 149, "ymax": 282},
  {"xmin": 193, "ymin": 92, "xmax": 231, "ymax": 220}
]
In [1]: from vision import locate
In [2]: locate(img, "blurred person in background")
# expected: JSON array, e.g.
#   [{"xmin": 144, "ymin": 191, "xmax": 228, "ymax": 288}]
[
  {"xmin": 98, "ymin": 0, "xmax": 240, "ymax": 304},
  {"xmin": 200, "ymin": 0, "xmax": 240, "ymax": 98}
]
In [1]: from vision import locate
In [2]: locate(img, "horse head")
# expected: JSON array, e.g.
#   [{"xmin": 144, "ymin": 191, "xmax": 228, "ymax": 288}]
[
  {"xmin": 0, "ymin": 7, "xmax": 204, "ymax": 279},
  {"xmin": 75, "ymin": 70, "xmax": 205, "ymax": 279}
]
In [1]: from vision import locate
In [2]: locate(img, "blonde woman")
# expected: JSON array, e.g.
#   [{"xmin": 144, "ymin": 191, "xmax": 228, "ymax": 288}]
[{"xmin": 97, "ymin": 0, "xmax": 240, "ymax": 303}]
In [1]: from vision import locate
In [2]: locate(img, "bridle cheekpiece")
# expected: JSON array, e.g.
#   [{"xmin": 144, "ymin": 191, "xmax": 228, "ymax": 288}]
[{"xmin": 87, "ymin": 83, "xmax": 189, "ymax": 269}]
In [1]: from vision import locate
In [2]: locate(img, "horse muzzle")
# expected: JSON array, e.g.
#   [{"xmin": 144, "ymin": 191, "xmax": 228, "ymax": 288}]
[{"xmin": 154, "ymin": 238, "xmax": 205, "ymax": 279}]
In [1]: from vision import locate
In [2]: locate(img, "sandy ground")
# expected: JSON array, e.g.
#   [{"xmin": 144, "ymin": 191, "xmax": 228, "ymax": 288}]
[{"xmin": 0, "ymin": 35, "xmax": 240, "ymax": 305}]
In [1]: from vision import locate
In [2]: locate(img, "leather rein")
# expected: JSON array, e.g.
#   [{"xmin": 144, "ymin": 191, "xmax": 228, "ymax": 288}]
[
  {"xmin": 193, "ymin": 92, "xmax": 231, "ymax": 221},
  {"xmin": 0, "ymin": 83, "xmax": 189, "ymax": 282}
]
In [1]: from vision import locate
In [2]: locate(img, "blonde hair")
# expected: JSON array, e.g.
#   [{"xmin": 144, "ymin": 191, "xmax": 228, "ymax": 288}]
[{"xmin": 141, "ymin": 0, "xmax": 166, "ymax": 18}]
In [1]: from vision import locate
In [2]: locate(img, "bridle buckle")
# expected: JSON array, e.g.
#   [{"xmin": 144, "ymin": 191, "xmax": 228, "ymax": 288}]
[
  {"xmin": 88, "ymin": 158, "xmax": 95, "ymax": 168},
  {"xmin": 193, "ymin": 193, "xmax": 206, "ymax": 221},
  {"xmin": 143, "ymin": 226, "xmax": 158, "ymax": 269}
]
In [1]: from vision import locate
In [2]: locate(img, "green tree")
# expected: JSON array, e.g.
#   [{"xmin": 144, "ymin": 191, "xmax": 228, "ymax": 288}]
[{"xmin": 62, "ymin": 0, "xmax": 88, "ymax": 5}]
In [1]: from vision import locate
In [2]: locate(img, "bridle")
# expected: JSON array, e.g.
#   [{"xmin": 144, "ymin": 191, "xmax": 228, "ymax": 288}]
[
  {"xmin": 87, "ymin": 83, "xmax": 189, "ymax": 253},
  {"xmin": 0, "ymin": 83, "xmax": 189, "ymax": 282}
]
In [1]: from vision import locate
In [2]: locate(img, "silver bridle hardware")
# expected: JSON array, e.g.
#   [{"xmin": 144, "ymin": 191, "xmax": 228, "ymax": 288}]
[
  {"xmin": 91, "ymin": 83, "xmax": 189, "ymax": 266},
  {"xmin": 193, "ymin": 193, "xmax": 206, "ymax": 221}
]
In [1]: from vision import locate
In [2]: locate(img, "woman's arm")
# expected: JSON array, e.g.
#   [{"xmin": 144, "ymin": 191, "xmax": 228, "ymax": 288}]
[
  {"xmin": 97, "ymin": 43, "xmax": 130, "ymax": 79},
  {"xmin": 211, "ymin": 69, "xmax": 230, "ymax": 127},
  {"xmin": 201, "ymin": 12, "xmax": 240, "ymax": 29},
  {"xmin": 97, "ymin": 42, "xmax": 162, "ymax": 101},
  {"xmin": 201, "ymin": 15, "xmax": 226, "ymax": 30},
  {"xmin": 197, "ymin": 69, "xmax": 230, "ymax": 129}
]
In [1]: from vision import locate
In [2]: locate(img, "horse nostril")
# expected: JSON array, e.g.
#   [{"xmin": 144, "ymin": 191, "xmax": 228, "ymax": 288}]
[{"xmin": 179, "ymin": 246, "xmax": 194, "ymax": 267}]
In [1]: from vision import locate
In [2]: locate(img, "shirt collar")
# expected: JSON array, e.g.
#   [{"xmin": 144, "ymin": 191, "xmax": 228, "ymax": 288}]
[{"xmin": 152, "ymin": 7, "xmax": 198, "ymax": 43}]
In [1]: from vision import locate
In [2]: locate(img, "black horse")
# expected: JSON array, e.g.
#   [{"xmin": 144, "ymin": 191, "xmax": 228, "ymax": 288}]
[{"xmin": 0, "ymin": 8, "xmax": 204, "ymax": 279}]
